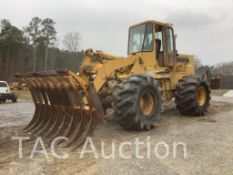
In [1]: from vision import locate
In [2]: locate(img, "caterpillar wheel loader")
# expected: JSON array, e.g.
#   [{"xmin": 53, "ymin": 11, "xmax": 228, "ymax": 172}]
[{"xmin": 16, "ymin": 20, "xmax": 211, "ymax": 149}]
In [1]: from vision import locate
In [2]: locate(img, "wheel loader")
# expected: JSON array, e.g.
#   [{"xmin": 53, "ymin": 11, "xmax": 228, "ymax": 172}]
[{"xmin": 16, "ymin": 20, "xmax": 211, "ymax": 149}]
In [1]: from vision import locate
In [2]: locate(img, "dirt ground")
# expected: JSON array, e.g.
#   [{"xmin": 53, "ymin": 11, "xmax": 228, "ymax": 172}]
[{"xmin": 0, "ymin": 92, "xmax": 233, "ymax": 175}]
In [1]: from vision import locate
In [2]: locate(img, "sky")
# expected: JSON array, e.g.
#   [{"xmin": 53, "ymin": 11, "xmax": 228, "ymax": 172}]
[{"xmin": 0, "ymin": 0, "xmax": 233, "ymax": 65}]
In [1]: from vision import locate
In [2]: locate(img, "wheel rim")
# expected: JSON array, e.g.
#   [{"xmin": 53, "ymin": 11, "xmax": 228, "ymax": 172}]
[
  {"xmin": 140, "ymin": 90, "xmax": 156, "ymax": 116},
  {"xmin": 197, "ymin": 86, "xmax": 206, "ymax": 106}
]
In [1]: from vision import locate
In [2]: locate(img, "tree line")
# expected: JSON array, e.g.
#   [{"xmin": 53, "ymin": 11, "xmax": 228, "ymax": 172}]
[
  {"xmin": 0, "ymin": 17, "xmax": 83, "ymax": 82},
  {"xmin": 1, "ymin": 17, "xmax": 232, "ymax": 82},
  {"xmin": 198, "ymin": 61, "xmax": 233, "ymax": 79},
  {"xmin": 212, "ymin": 61, "xmax": 233, "ymax": 77}
]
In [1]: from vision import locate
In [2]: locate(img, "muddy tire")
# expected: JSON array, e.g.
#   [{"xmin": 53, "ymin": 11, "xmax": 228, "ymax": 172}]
[
  {"xmin": 112, "ymin": 74, "xmax": 162, "ymax": 131},
  {"xmin": 175, "ymin": 75, "xmax": 211, "ymax": 116},
  {"xmin": 12, "ymin": 98, "xmax": 17, "ymax": 103}
]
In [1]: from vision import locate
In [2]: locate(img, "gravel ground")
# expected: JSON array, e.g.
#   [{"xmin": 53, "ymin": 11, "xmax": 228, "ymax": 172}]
[
  {"xmin": 223, "ymin": 90, "xmax": 233, "ymax": 97},
  {"xmin": 0, "ymin": 96, "xmax": 233, "ymax": 175}
]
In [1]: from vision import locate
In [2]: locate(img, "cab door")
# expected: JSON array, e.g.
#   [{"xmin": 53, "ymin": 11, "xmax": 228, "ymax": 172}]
[{"xmin": 164, "ymin": 27, "xmax": 176, "ymax": 67}]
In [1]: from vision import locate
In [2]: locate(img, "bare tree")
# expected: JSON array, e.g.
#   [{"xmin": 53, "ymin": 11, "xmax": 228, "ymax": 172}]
[
  {"xmin": 213, "ymin": 61, "xmax": 233, "ymax": 76},
  {"xmin": 62, "ymin": 32, "xmax": 81, "ymax": 52}
]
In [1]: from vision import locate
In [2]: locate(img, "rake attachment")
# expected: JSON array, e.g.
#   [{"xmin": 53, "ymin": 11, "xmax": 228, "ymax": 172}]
[{"xmin": 15, "ymin": 69, "xmax": 104, "ymax": 149}]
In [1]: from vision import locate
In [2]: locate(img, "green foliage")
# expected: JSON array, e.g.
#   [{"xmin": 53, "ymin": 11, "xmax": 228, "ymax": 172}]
[
  {"xmin": 0, "ymin": 19, "xmax": 30, "ymax": 80},
  {"xmin": 0, "ymin": 19, "xmax": 27, "ymax": 62},
  {"xmin": 24, "ymin": 17, "xmax": 42, "ymax": 47},
  {"xmin": 0, "ymin": 19, "xmax": 26, "ymax": 54},
  {"xmin": 41, "ymin": 18, "xmax": 56, "ymax": 46},
  {"xmin": 0, "ymin": 17, "xmax": 83, "ymax": 82},
  {"xmin": 54, "ymin": 50, "xmax": 84, "ymax": 71}
]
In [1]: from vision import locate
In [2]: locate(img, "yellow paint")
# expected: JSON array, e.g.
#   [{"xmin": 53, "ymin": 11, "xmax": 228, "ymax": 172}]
[{"xmin": 78, "ymin": 20, "xmax": 196, "ymax": 100}]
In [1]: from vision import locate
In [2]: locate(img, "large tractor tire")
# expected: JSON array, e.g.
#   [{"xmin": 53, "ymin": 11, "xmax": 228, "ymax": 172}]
[
  {"xmin": 175, "ymin": 75, "xmax": 211, "ymax": 116},
  {"xmin": 112, "ymin": 74, "xmax": 162, "ymax": 131},
  {"xmin": 12, "ymin": 98, "xmax": 17, "ymax": 103}
]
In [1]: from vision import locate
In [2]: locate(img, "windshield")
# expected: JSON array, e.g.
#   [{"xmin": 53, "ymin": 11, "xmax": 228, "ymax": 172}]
[
  {"xmin": 128, "ymin": 23, "xmax": 153, "ymax": 54},
  {"xmin": 0, "ymin": 82, "xmax": 7, "ymax": 87}
]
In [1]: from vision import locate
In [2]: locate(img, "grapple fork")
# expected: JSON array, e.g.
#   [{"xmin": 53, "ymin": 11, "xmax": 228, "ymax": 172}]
[{"xmin": 15, "ymin": 69, "xmax": 104, "ymax": 148}]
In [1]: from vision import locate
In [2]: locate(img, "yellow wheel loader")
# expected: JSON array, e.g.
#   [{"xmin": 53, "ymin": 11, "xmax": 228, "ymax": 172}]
[{"xmin": 16, "ymin": 20, "xmax": 211, "ymax": 148}]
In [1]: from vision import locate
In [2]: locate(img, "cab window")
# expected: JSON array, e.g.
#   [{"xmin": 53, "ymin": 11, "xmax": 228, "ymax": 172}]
[
  {"xmin": 128, "ymin": 23, "xmax": 153, "ymax": 54},
  {"xmin": 0, "ymin": 82, "xmax": 7, "ymax": 87},
  {"xmin": 166, "ymin": 28, "xmax": 175, "ymax": 54}
]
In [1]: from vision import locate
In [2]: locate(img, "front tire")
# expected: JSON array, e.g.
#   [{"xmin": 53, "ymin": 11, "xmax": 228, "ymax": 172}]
[
  {"xmin": 112, "ymin": 75, "xmax": 162, "ymax": 131},
  {"xmin": 175, "ymin": 76, "xmax": 211, "ymax": 116},
  {"xmin": 12, "ymin": 98, "xmax": 17, "ymax": 103}
]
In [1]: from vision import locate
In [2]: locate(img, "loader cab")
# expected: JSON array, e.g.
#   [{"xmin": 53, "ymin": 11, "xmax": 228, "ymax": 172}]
[{"xmin": 128, "ymin": 21, "xmax": 177, "ymax": 68}]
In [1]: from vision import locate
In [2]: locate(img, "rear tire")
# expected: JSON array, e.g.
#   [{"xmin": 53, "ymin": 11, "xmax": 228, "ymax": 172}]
[
  {"xmin": 175, "ymin": 75, "xmax": 211, "ymax": 116},
  {"xmin": 112, "ymin": 75, "xmax": 162, "ymax": 131},
  {"xmin": 12, "ymin": 98, "xmax": 17, "ymax": 103}
]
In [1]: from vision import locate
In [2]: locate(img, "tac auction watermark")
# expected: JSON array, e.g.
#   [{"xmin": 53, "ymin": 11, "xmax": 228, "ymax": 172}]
[{"xmin": 11, "ymin": 136, "xmax": 187, "ymax": 160}]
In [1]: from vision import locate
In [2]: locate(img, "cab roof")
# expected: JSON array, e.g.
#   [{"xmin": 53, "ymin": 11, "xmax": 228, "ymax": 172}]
[{"xmin": 129, "ymin": 20, "xmax": 173, "ymax": 28}]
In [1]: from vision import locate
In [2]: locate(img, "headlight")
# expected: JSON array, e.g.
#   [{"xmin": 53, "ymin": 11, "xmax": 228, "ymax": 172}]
[{"xmin": 84, "ymin": 65, "xmax": 93, "ymax": 72}]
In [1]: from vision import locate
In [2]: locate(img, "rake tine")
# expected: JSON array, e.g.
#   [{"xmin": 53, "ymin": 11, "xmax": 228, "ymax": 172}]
[
  {"xmin": 46, "ymin": 110, "xmax": 63, "ymax": 138},
  {"xmin": 47, "ymin": 109, "xmax": 68, "ymax": 142},
  {"xmin": 24, "ymin": 78, "xmax": 45, "ymax": 133},
  {"xmin": 23, "ymin": 78, "xmax": 40, "ymax": 131},
  {"xmin": 28, "ymin": 104, "xmax": 46, "ymax": 133},
  {"xmin": 30, "ymin": 77, "xmax": 50, "ymax": 134},
  {"xmin": 24, "ymin": 104, "xmax": 42, "ymax": 133},
  {"xmin": 38, "ymin": 108, "xmax": 55, "ymax": 136},
  {"xmin": 43, "ymin": 77, "xmax": 64, "ymax": 138},
  {"xmin": 36, "ymin": 77, "xmax": 56, "ymax": 136},
  {"xmin": 60, "ymin": 74, "xmax": 88, "ymax": 147},
  {"xmin": 56, "ymin": 111, "xmax": 75, "ymax": 146},
  {"xmin": 70, "ymin": 114, "xmax": 93, "ymax": 150},
  {"xmin": 23, "ymin": 103, "xmax": 39, "ymax": 131},
  {"xmin": 47, "ymin": 76, "xmax": 72, "ymax": 142},
  {"xmin": 60, "ymin": 73, "xmax": 93, "ymax": 148},
  {"xmin": 63, "ymin": 111, "xmax": 83, "ymax": 147},
  {"xmin": 69, "ymin": 72, "xmax": 97, "ymax": 149},
  {"xmin": 56, "ymin": 76, "xmax": 83, "ymax": 146},
  {"xmin": 45, "ymin": 93, "xmax": 65, "ymax": 138},
  {"xmin": 59, "ymin": 106, "xmax": 83, "ymax": 145}
]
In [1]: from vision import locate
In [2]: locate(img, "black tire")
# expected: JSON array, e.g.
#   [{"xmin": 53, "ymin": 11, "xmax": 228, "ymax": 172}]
[
  {"xmin": 175, "ymin": 75, "xmax": 211, "ymax": 116},
  {"xmin": 12, "ymin": 98, "xmax": 17, "ymax": 103},
  {"xmin": 99, "ymin": 91, "xmax": 113, "ymax": 110},
  {"xmin": 112, "ymin": 74, "xmax": 162, "ymax": 131}
]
